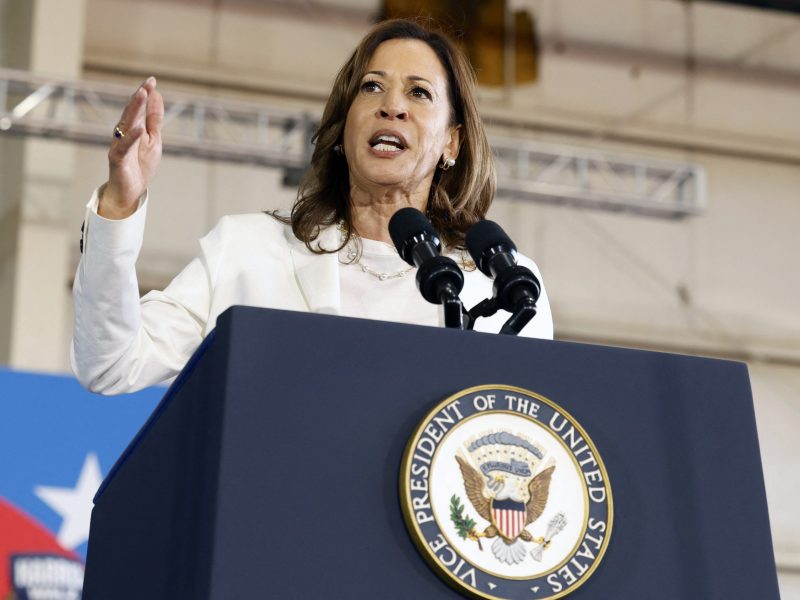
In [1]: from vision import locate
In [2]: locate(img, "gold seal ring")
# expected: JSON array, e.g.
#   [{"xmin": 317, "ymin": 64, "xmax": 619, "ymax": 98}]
[{"xmin": 113, "ymin": 125, "xmax": 126, "ymax": 139}]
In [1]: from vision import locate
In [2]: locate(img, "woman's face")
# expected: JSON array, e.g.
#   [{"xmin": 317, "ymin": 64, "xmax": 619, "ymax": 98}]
[{"xmin": 342, "ymin": 38, "xmax": 460, "ymax": 199}]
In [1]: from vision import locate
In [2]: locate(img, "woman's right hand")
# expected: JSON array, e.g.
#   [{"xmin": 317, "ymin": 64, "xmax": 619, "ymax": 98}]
[{"xmin": 99, "ymin": 76, "xmax": 164, "ymax": 220}]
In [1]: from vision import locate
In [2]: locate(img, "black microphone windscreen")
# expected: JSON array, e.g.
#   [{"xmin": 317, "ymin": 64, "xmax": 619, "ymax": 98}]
[
  {"xmin": 465, "ymin": 220, "xmax": 516, "ymax": 269},
  {"xmin": 388, "ymin": 207, "xmax": 436, "ymax": 255}
]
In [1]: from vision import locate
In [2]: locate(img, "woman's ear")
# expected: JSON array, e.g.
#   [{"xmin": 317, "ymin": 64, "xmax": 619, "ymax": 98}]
[{"xmin": 446, "ymin": 124, "xmax": 462, "ymax": 161}]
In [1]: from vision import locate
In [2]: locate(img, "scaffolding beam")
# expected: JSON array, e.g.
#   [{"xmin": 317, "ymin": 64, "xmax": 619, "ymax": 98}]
[{"xmin": 491, "ymin": 136, "xmax": 705, "ymax": 217}]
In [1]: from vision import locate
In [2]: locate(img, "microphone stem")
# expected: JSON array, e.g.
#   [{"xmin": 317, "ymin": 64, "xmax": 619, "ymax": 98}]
[
  {"xmin": 439, "ymin": 283, "xmax": 465, "ymax": 330},
  {"xmin": 499, "ymin": 298, "xmax": 537, "ymax": 335}
]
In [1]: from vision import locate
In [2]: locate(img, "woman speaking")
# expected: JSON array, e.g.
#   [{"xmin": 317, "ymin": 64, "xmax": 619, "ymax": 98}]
[{"xmin": 72, "ymin": 19, "xmax": 553, "ymax": 394}]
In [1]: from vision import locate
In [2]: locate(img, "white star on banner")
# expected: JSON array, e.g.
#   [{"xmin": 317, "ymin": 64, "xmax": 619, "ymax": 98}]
[{"xmin": 35, "ymin": 453, "xmax": 103, "ymax": 550}]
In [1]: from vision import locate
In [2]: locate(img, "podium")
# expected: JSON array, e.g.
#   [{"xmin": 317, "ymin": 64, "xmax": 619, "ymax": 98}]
[{"xmin": 82, "ymin": 307, "xmax": 780, "ymax": 599}]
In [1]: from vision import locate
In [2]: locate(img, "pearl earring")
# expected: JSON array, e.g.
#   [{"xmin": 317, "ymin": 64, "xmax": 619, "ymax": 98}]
[{"xmin": 440, "ymin": 156, "xmax": 456, "ymax": 170}]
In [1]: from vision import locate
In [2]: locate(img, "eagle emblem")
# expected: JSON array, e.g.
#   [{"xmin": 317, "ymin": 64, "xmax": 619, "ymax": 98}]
[
  {"xmin": 452, "ymin": 431, "xmax": 564, "ymax": 565},
  {"xmin": 401, "ymin": 385, "xmax": 612, "ymax": 599}
]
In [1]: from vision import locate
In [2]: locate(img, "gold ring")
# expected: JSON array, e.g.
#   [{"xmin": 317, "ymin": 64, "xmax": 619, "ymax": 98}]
[{"xmin": 113, "ymin": 125, "xmax": 126, "ymax": 139}]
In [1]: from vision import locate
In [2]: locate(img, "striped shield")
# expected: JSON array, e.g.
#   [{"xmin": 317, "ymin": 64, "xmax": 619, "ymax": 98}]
[{"xmin": 491, "ymin": 499, "xmax": 527, "ymax": 540}]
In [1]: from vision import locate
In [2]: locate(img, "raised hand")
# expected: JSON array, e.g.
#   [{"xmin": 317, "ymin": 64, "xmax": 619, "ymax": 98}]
[{"xmin": 99, "ymin": 76, "xmax": 164, "ymax": 219}]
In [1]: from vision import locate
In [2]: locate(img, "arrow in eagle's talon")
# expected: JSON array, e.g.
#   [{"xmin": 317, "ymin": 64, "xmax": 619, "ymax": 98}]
[{"xmin": 468, "ymin": 530, "xmax": 484, "ymax": 551}]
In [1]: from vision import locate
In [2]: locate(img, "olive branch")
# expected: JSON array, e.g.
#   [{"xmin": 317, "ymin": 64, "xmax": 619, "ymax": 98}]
[{"xmin": 450, "ymin": 494, "xmax": 483, "ymax": 550}]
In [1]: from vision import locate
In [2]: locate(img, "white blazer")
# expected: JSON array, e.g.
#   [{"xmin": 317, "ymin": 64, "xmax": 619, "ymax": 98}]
[{"xmin": 72, "ymin": 192, "xmax": 553, "ymax": 395}]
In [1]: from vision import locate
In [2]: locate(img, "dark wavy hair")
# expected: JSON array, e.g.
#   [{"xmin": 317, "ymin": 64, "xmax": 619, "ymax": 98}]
[{"xmin": 279, "ymin": 18, "xmax": 496, "ymax": 252}]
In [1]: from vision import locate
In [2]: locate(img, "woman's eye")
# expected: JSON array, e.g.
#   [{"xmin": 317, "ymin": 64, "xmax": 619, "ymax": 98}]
[
  {"xmin": 411, "ymin": 87, "xmax": 432, "ymax": 100},
  {"xmin": 361, "ymin": 80, "xmax": 382, "ymax": 93}
]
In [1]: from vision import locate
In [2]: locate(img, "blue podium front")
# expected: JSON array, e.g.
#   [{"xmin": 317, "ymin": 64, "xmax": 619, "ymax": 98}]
[{"xmin": 82, "ymin": 306, "xmax": 779, "ymax": 599}]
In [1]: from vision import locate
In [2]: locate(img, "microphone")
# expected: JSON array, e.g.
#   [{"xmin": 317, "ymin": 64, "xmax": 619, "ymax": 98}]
[
  {"xmin": 389, "ymin": 207, "xmax": 465, "ymax": 329},
  {"xmin": 465, "ymin": 220, "xmax": 540, "ymax": 335}
]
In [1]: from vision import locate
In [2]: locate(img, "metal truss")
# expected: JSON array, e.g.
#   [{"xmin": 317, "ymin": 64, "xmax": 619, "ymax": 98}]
[
  {"xmin": 0, "ymin": 68, "xmax": 314, "ymax": 169},
  {"xmin": 0, "ymin": 68, "xmax": 704, "ymax": 217},
  {"xmin": 491, "ymin": 137, "xmax": 705, "ymax": 218}
]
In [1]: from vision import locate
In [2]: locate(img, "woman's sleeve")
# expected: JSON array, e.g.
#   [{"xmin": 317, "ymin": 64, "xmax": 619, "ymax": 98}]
[{"xmin": 71, "ymin": 189, "xmax": 220, "ymax": 395}]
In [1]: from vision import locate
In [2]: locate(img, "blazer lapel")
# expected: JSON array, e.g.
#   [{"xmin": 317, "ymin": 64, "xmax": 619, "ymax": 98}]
[{"xmin": 287, "ymin": 224, "xmax": 342, "ymax": 315}]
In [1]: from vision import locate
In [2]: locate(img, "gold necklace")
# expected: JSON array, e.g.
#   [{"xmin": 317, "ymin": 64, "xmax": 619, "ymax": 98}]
[
  {"xmin": 338, "ymin": 223, "xmax": 414, "ymax": 281},
  {"xmin": 337, "ymin": 223, "xmax": 476, "ymax": 280},
  {"xmin": 344, "ymin": 247, "xmax": 415, "ymax": 281}
]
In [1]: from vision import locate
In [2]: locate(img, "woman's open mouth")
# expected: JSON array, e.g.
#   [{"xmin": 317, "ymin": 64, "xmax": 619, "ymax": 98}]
[{"xmin": 369, "ymin": 133, "xmax": 407, "ymax": 153}]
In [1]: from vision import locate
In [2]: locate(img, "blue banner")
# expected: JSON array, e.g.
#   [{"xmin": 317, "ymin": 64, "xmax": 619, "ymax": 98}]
[{"xmin": 0, "ymin": 368, "xmax": 162, "ymax": 598}]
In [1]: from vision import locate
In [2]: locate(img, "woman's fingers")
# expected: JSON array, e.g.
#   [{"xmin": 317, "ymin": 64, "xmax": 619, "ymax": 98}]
[
  {"xmin": 109, "ymin": 77, "xmax": 159, "ymax": 163},
  {"xmin": 113, "ymin": 76, "xmax": 157, "ymax": 140},
  {"xmin": 141, "ymin": 75, "xmax": 156, "ymax": 94},
  {"xmin": 116, "ymin": 85, "xmax": 148, "ymax": 136},
  {"xmin": 145, "ymin": 87, "xmax": 164, "ymax": 138}
]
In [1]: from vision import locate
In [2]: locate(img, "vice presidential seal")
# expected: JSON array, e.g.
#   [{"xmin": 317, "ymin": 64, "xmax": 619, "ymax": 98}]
[{"xmin": 400, "ymin": 385, "xmax": 612, "ymax": 600}]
